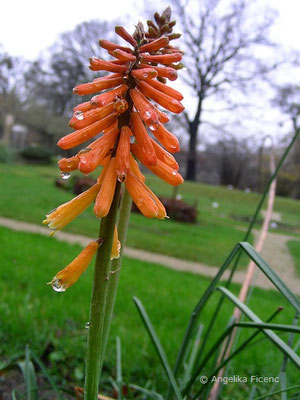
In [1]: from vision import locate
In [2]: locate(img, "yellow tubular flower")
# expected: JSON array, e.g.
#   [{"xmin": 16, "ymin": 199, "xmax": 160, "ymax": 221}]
[
  {"xmin": 49, "ymin": 231, "xmax": 121, "ymax": 292},
  {"xmin": 43, "ymin": 183, "xmax": 101, "ymax": 235},
  {"xmin": 49, "ymin": 240, "xmax": 100, "ymax": 292}
]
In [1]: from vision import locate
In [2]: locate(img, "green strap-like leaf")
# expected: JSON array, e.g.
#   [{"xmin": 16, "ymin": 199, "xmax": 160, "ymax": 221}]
[
  {"xmin": 130, "ymin": 384, "xmax": 164, "ymax": 400},
  {"xmin": 17, "ymin": 346, "xmax": 38, "ymax": 400},
  {"xmin": 239, "ymin": 242, "xmax": 300, "ymax": 313},
  {"xmin": 30, "ymin": 349, "xmax": 63, "ymax": 400},
  {"xmin": 217, "ymin": 287, "xmax": 300, "ymax": 368},
  {"xmin": 253, "ymin": 384, "xmax": 300, "ymax": 399},
  {"xmin": 116, "ymin": 337, "xmax": 123, "ymax": 400},
  {"xmin": 133, "ymin": 296, "xmax": 183, "ymax": 400}
]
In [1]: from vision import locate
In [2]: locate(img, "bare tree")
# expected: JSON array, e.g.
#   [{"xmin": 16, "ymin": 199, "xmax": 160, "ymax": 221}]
[
  {"xmin": 170, "ymin": 0, "xmax": 277, "ymax": 181},
  {"xmin": 274, "ymin": 84, "xmax": 300, "ymax": 197},
  {"xmin": 25, "ymin": 20, "xmax": 117, "ymax": 116},
  {"xmin": 275, "ymin": 84, "xmax": 300, "ymax": 131}
]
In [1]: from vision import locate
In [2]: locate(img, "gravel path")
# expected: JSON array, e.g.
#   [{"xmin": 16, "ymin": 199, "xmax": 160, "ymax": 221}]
[{"xmin": 1, "ymin": 216, "xmax": 299, "ymax": 295}]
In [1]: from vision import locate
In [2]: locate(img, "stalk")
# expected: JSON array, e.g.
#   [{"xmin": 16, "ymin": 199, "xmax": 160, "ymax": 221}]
[
  {"xmin": 84, "ymin": 182, "xmax": 121, "ymax": 400},
  {"xmin": 99, "ymin": 188, "xmax": 133, "ymax": 371}
]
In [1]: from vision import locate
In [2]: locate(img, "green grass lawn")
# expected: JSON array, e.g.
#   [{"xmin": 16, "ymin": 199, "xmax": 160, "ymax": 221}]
[
  {"xmin": 2, "ymin": 163, "xmax": 300, "ymax": 268},
  {"xmin": 288, "ymin": 240, "xmax": 300, "ymax": 278},
  {"xmin": 0, "ymin": 226, "xmax": 299, "ymax": 397}
]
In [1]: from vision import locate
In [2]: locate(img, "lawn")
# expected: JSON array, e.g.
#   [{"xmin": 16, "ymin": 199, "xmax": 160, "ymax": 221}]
[
  {"xmin": 0, "ymin": 226, "xmax": 299, "ymax": 398},
  {"xmin": 1, "ymin": 163, "xmax": 299, "ymax": 268}
]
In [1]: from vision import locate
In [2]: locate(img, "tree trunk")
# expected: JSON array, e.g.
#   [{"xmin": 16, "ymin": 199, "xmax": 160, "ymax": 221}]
[
  {"xmin": 185, "ymin": 121, "xmax": 199, "ymax": 181},
  {"xmin": 185, "ymin": 94, "xmax": 203, "ymax": 182},
  {"xmin": 2, "ymin": 113, "xmax": 15, "ymax": 146}
]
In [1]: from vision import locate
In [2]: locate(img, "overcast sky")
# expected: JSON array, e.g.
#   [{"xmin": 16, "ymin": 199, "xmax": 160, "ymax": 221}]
[
  {"xmin": 1, "ymin": 0, "xmax": 299, "ymax": 144},
  {"xmin": 2, "ymin": 0, "xmax": 299, "ymax": 60}
]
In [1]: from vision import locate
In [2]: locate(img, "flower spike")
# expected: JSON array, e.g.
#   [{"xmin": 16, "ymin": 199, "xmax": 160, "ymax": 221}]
[{"xmin": 44, "ymin": 7, "xmax": 185, "ymax": 291}]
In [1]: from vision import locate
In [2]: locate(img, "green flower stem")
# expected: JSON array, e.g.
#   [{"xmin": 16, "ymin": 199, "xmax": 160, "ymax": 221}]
[
  {"xmin": 84, "ymin": 181, "xmax": 121, "ymax": 400},
  {"xmin": 99, "ymin": 188, "xmax": 133, "ymax": 371}
]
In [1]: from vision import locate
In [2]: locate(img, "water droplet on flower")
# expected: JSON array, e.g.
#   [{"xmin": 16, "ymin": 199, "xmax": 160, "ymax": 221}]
[
  {"xmin": 149, "ymin": 123, "xmax": 159, "ymax": 131},
  {"xmin": 61, "ymin": 172, "xmax": 71, "ymax": 180},
  {"xmin": 51, "ymin": 278, "xmax": 67, "ymax": 292},
  {"xmin": 85, "ymin": 322, "xmax": 91, "ymax": 329},
  {"xmin": 74, "ymin": 111, "xmax": 84, "ymax": 120},
  {"xmin": 143, "ymin": 111, "xmax": 151, "ymax": 120},
  {"xmin": 172, "ymin": 171, "xmax": 177, "ymax": 176},
  {"xmin": 117, "ymin": 174, "xmax": 126, "ymax": 182}
]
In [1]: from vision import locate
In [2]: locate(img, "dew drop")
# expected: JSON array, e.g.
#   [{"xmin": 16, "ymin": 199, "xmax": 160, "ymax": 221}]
[
  {"xmin": 51, "ymin": 278, "xmax": 67, "ymax": 292},
  {"xmin": 61, "ymin": 172, "xmax": 71, "ymax": 180},
  {"xmin": 74, "ymin": 111, "xmax": 84, "ymax": 120},
  {"xmin": 117, "ymin": 174, "xmax": 126, "ymax": 182},
  {"xmin": 149, "ymin": 123, "xmax": 159, "ymax": 131},
  {"xmin": 143, "ymin": 110, "xmax": 151, "ymax": 120},
  {"xmin": 172, "ymin": 171, "xmax": 177, "ymax": 176},
  {"xmin": 85, "ymin": 322, "xmax": 91, "ymax": 329}
]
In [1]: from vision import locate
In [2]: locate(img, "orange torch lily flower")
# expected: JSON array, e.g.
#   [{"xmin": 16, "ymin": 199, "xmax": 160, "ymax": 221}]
[
  {"xmin": 94, "ymin": 157, "xmax": 117, "ymax": 218},
  {"xmin": 43, "ymin": 183, "xmax": 100, "ymax": 234},
  {"xmin": 48, "ymin": 231, "xmax": 121, "ymax": 291},
  {"xmin": 49, "ymin": 240, "xmax": 100, "ymax": 292}
]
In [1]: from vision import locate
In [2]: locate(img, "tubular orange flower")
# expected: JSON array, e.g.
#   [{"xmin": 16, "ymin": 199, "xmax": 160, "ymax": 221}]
[
  {"xmin": 131, "ymin": 143, "xmax": 183, "ymax": 186},
  {"xmin": 140, "ymin": 52, "xmax": 182, "ymax": 64},
  {"xmin": 78, "ymin": 126, "xmax": 119, "ymax": 174},
  {"xmin": 138, "ymin": 63, "xmax": 178, "ymax": 80},
  {"xmin": 115, "ymin": 126, "xmax": 131, "ymax": 181},
  {"xmin": 115, "ymin": 25, "xmax": 137, "ymax": 46},
  {"xmin": 89, "ymin": 57, "xmax": 128, "ymax": 73},
  {"xmin": 73, "ymin": 101, "xmax": 93, "ymax": 113},
  {"xmin": 125, "ymin": 171, "xmax": 159, "ymax": 218},
  {"xmin": 94, "ymin": 157, "xmax": 117, "ymax": 218},
  {"xmin": 139, "ymin": 36, "xmax": 169, "ymax": 52},
  {"xmin": 58, "ymin": 114, "xmax": 117, "ymax": 150},
  {"xmin": 90, "ymin": 84, "xmax": 128, "ymax": 108},
  {"xmin": 150, "ymin": 122, "xmax": 180, "ymax": 153},
  {"xmin": 137, "ymin": 80, "xmax": 184, "ymax": 114},
  {"xmin": 129, "ymin": 154, "xmax": 145, "ymax": 182},
  {"xmin": 49, "ymin": 240, "xmax": 100, "ymax": 292},
  {"xmin": 150, "ymin": 138, "xmax": 179, "ymax": 170},
  {"xmin": 154, "ymin": 106, "xmax": 170, "ymax": 123},
  {"xmin": 131, "ymin": 111, "xmax": 157, "ymax": 166},
  {"xmin": 69, "ymin": 103, "xmax": 115, "ymax": 130},
  {"xmin": 48, "ymin": 232, "xmax": 121, "ymax": 292},
  {"xmin": 131, "ymin": 68, "xmax": 158, "ymax": 80},
  {"xmin": 43, "ymin": 183, "xmax": 101, "ymax": 234},
  {"xmin": 129, "ymin": 88, "xmax": 159, "ymax": 128},
  {"xmin": 58, "ymin": 155, "xmax": 80, "ymax": 172},
  {"xmin": 73, "ymin": 75, "xmax": 124, "ymax": 96},
  {"xmin": 145, "ymin": 78, "xmax": 184, "ymax": 101},
  {"xmin": 99, "ymin": 39, "xmax": 133, "ymax": 53},
  {"xmin": 112, "ymin": 49, "xmax": 136, "ymax": 62}
]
